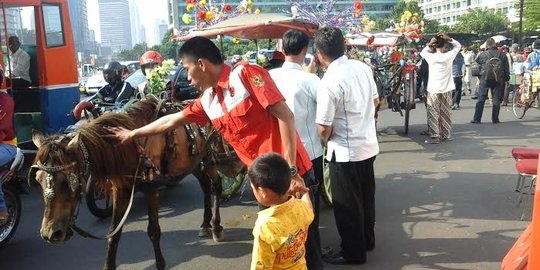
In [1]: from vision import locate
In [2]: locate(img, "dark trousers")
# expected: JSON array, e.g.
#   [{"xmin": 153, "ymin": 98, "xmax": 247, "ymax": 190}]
[
  {"xmin": 305, "ymin": 157, "xmax": 323, "ymax": 270},
  {"xmin": 452, "ymin": 76, "xmax": 463, "ymax": 106},
  {"xmin": 257, "ymin": 165, "xmax": 323, "ymax": 270},
  {"xmin": 328, "ymin": 155, "xmax": 376, "ymax": 262},
  {"xmin": 473, "ymin": 79, "xmax": 504, "ymax": 123},
  {"xmin": 503, "ymin": 83, "xmax": 515, "ymax": 104},
  {"xmin": 6, "ymin": 78, "xmax": 30, "ymax": 88}
]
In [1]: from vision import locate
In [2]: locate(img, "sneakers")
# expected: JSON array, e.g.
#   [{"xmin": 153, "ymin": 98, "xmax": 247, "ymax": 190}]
[{"xmin": 470, "ymin": 120, "xmax": 481, "ymax": 124}]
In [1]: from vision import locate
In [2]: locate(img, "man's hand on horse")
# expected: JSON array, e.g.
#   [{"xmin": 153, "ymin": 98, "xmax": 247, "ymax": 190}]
[
  {"xmin": 105, "ymin": 126, "xmax": 134, "ymax": 144},
  {"xmin": 288, "ymin": 174, "xmax": 309, "ymax": 198}
]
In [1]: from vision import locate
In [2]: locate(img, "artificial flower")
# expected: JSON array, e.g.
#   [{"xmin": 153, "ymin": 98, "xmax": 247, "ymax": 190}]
[
  {"xmin": 254, "ymin": 8, "xmax": 260, "ymax": 14},
  {"xmin": 199, "ymin": 0, "xmax": 207, "ymax": 7},
  {"xmin": 186, "ymin": 0, "xmax": 196, "ymax": 4},
  {"xmin": 233, "ymin": 37, "xmax": 241, "ymax": 44},
  {"xmin": 182, "ymin": 13, "xmax": 193, "ymax": 24},
  {"xmin": 197, "ymin": 11, "xmax": 206, "ymax": 20},
  {"xmin": 224, "ymin": 4, "xmax": 232, "ymax": 12},
  {"xmin": 247, "ymin": 0, "xmax": 253, "ymax": 10},
  {"xmin": 205, "ymin": 11, "xmax": 215, "ymax": 21},
  {"xmin": 186, "ymin": 3, "xmax": 194, "ymax": 13},
  {"xmin": 354, "ymin": 1, "xmax": 362, "ymax": 11}
]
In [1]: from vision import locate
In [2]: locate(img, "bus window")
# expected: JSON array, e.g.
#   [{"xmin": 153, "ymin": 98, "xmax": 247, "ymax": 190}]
[
  {"xmin": 42, "ymin": 4, "xmax": 65, "ymax": 47},
  {"xmin": 0, "ymin": 6, "xmax": 38, "ymax": 87}
]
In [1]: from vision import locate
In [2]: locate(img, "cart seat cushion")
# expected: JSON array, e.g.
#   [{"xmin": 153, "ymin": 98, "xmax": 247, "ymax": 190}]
[
  {"xmin": 512, "ymin": 148, "xmax": 540, "ymax": 160},
  {"xmin": 516, "ymin": 158, "xmax": 539, "ymax": 175}
]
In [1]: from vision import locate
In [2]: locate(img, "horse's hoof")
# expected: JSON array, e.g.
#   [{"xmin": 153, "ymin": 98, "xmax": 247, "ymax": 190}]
[
  {"xmin": 212, "ymin": 230, "xmax": 224, "ymax": 242},
  {"xmin": 198, "ymin": 227, "xmax": 212, "ymax": 238}
]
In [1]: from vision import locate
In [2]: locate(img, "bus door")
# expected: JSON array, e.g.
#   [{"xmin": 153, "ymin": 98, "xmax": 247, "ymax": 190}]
[{"xmin": 0, "ymin": 2, "xmax": 79, "ymax": 143}]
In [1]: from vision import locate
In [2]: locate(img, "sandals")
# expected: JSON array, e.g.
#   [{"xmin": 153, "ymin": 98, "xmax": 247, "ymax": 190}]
[
  {"xmin": 420, "ymin": 130, "xmax": 430, "ymax": 136},
  {"xmin": 0, "ymin": 208, "xmax": 8, "ymax": 226},
  {"xmin": 425, "ymin": 137, "xmax": 440, "ymax": 144}
]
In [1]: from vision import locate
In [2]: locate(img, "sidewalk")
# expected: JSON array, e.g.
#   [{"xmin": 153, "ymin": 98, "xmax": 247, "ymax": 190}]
[{"xmin": 320, "ymin": 94, "xmax": 540, "ymax": 270}]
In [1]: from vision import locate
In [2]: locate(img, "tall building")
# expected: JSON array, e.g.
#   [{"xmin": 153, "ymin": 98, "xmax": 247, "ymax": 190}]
[
  {"xmin": 67, "ymin": 0, "xmax": 90, "ymax": 59},
  {"xmin": 419, "ymin": 0, "xmax": 519, "ymax": 26},
  {"xmin": 0, "ymin": 8, "xmax": 23, "ymax": 40},
  {"xmin": 129, "ymin": 0, "xmax": 146, "ymax": 46},
  {"xmin": 168, "ymin": 0, "xmax": 398, "ymax": 31},
  {"xmin": 98, "ymin": 0, "xmax": 132, "ymax": 54}
]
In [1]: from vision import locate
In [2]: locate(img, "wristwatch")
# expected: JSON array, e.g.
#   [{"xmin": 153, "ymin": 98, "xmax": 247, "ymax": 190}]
[{"xmin": 290, "ymin": 165, "xmax": 299, "ymax": 177}]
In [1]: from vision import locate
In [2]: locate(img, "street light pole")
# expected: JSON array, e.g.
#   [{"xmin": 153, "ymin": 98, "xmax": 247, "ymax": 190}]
[{"xmin": 519, "ymin": 0, "xmax": 524, "ymax": 48}]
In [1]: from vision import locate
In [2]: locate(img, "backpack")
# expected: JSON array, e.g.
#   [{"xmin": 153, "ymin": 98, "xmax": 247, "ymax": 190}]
[{"xmin": 482, "ymin": 51, "xmax": 503, "ymax": 82}]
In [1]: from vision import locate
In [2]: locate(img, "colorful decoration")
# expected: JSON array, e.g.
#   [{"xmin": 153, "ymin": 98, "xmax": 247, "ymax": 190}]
[
  {"xmin": 181, "ymin": 0, "xmax": 256, "ymax": 29},
  {"xmin": 287, "ymin": 0, "xmax": 373, "ymax": 35},
  {"xmin": 393, "ymin": 10, "xmax": 425, "ymax": 43}
]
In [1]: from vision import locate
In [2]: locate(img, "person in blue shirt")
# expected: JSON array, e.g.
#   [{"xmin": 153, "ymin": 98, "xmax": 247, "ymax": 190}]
[
  {"xmin": 452, "ymin": 50, "xmax": 465, "ymax": 109},
  {"xmin": 526, "ymin": 40, "xmax": 540, "ymax": 71}
]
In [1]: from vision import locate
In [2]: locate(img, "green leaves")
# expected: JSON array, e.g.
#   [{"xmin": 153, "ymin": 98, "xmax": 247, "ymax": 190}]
[{"xmin": 453, "ymin": 8, "xmax": 510, "ymax": 35}]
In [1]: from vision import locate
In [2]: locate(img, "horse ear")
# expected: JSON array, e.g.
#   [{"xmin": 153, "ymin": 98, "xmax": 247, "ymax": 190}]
[
  {"xmin": 67, "ymin": 133, "xmax": 80, "ymax": 150},
  {"xmin": 32, "ymin": 129, "xmax": 45, "ymax": 148}
]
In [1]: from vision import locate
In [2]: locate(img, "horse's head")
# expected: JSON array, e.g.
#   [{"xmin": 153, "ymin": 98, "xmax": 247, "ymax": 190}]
[{"xmin": 30, "ymin": 130, "xmax": 87, "ymax": 243}]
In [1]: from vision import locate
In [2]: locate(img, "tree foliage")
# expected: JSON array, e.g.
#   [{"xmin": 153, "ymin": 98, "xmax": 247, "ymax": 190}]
[
  {"xmin": 520, "ymin": 0, "xmax": 540, "ymax": 31},
  {"xmin": 389, "ymin": 0, "xmax": 424, "ymax": 21},
  {"xmin": 453, "ymin": 8, "xmax": 510, "ymax": 35}
]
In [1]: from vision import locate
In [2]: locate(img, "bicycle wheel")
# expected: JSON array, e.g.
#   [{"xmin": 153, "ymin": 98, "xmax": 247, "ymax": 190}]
[{"xmin": 512, "ymin": 89, "xmax": 528, "ymax": 119}]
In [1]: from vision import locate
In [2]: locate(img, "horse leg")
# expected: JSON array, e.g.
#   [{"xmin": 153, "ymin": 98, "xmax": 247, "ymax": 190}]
[
  {"xmin": 193, "ymin": 170, "xmax": 212, "ymax": 238},
  {"xmin": 103, "ymin": 184, "xmax": 130, "ymax": 270},
  {"xmin": 141, "ymin": 183, "xmax": 165, "ymax": 270},
  {"xmin": 211, "ymin": 174, "xmax": 224, "ymax": 242}
]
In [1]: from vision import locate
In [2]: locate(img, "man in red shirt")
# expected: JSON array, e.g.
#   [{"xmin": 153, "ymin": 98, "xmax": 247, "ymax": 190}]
[{"xmin": 109, "ymin": 37, "xmax": 323, "ymax": 269}]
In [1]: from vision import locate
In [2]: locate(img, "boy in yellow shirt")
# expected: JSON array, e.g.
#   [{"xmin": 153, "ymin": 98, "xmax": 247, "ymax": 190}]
[{"xmin": 248, "ymin": 153, "xmax": 314, "ymax": 270}]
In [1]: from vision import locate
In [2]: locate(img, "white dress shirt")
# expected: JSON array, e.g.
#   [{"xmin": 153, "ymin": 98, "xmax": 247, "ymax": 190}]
[
  {"xmin": 6, "ymin": 48, "xmax": 31, "ymax": 83},
  {"xmin": 269, "ymin": 61, "xmax": 323, "ymax": 160},
  {"xmin": 316, "ymin": 56, "xmax": 379, "ymax": 162},
  {"xmin": 421, "ymin": 39, "xmax": 461, "ymax": 94}
]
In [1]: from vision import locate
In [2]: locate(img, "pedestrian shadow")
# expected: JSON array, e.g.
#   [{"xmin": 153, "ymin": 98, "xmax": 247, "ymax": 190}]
[{"xmin": 320, "ymin": 170, "xmax": 528, "ymax": 270}]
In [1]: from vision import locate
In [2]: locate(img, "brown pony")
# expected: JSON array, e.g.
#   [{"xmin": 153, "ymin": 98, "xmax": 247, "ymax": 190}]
[{"xmin": 30, "ymin": 97, "xmax": 245, "ymax": 270}]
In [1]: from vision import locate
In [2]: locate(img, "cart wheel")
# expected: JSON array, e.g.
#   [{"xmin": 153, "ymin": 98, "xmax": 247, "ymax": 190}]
[
  {"xmin": 220, "ymin": 171, "xmax": 245, "ymax": 199},
  {"xmin": 86, "ymin": 176, "xmax": 113, "ymax": 218},
  {"xmin": 512, "ymin": 89, "xmax": 527, "ymax": 119},
  {"xmin": 0, "ymin": 186, "xmax": 21, "ymax": 247}
]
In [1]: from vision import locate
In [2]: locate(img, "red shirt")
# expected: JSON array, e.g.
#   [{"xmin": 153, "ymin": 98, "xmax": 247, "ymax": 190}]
[
  {"xmin": 182, "ymin": 64, "xmax": 312, "ymax": 175},
  {"xmin": 0, "ymin": 91, "xmax": 15, "ymax": 144}
]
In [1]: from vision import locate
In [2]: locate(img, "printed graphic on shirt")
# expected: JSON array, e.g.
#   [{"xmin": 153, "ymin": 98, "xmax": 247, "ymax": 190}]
[{"xmin": 274, "ymin": 228, "xmax": 308, "ymax": 265}]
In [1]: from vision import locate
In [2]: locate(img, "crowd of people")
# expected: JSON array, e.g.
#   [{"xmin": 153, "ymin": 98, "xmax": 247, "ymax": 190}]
[{"xmin": 1, "ymin": 27, "xmax": 539, "ymax": 269}]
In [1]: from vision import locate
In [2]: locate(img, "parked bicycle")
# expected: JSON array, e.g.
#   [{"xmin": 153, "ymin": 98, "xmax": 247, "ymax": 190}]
[{"xmin": 513, "ymin": 71, "xmax": 540, "ymax": 119}]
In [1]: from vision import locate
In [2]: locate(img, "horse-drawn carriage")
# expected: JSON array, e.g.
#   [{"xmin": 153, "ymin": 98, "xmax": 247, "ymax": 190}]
[{"xmin": 29, "ymin": 12, "xmax": 319, "ymax": 270}]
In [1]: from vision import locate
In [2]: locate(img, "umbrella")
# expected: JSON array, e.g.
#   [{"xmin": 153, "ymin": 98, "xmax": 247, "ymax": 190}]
[
  {"xmin": 175, "ymin": 13, "xmax": 319, "ymax": 41},
  {"xmin": 490, "ymin": 35, "xmax": 508, "ymax": 43}
]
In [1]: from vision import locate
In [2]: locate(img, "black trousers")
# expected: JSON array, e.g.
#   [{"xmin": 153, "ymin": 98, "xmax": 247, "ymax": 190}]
[
  {"xmin": 452, "ymin": 76, "xmax": 463, "ymax": 106},
  {"xmin": 306, "ymin": 156, "xmax": 323, "ymax": 270},
  {"xmin": 328, "ymin": 156, "xmax": 376, "ymax": 262},
  {"xmin": 6, "ymin": 78, "xmax": 30, "ymax": 88},
  {"xmin": 473, "ymin": 79, "xmax": 504, "ymax": 123}
]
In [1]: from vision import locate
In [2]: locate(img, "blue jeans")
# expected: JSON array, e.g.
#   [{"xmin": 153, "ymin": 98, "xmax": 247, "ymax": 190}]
[
  {"xmin": 0, "ymin": 144, "xmax": 16, "ymax": 210},
  {"xmin": 473, "ymin": 80, "xmax": 504, "ymax": 123}
]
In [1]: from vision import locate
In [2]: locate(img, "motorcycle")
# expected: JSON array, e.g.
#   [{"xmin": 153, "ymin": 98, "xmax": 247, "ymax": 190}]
[{"xmin": 0, "ymin": 148, "xmax": 26, "ymax": 247}]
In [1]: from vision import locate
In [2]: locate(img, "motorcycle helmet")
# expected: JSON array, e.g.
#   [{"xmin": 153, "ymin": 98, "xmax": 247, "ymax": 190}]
[
  {"xmin": 102, "ymin": 61, "xmax": 124, "ymax": 85},
  {"xmin": 140, "ymin": 51, "xmax": 163, "ymax": 75}
]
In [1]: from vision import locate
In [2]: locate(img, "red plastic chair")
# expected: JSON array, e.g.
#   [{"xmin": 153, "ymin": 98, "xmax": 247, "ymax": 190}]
[{"xmin": 512, "ymin": 148, "xmax": 540, "ymax": 160}]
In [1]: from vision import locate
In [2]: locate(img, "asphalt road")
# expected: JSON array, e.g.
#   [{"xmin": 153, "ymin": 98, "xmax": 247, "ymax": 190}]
[{"xmin": 0, "ymin": 93, "xmax": 538, "ymax": 270}]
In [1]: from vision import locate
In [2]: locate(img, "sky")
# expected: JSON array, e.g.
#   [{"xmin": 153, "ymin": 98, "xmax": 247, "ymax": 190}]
[{"xmin": 87, "ymin": 0, "xmax": 168, "ymax": 45}]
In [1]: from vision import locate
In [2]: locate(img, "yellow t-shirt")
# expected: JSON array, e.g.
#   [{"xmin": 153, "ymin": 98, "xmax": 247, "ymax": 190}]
[{"xmin": 250, "ymin": 197, "xmax": 314, "ymax": 270}]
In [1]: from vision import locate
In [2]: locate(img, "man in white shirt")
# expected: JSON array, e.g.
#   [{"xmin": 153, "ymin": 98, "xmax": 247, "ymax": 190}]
[
  {"xmin": 269, "ymin": 29, "xmax": 323, "ymax": 270},
  {"xmin": 315, "ymin": 27, "xmax": 379, "ymax": 265},
  {"xmin": 6, "ymin": 36, "xmax": 31, "ymax": 88},
  {"xmin": 420, "ymin": 33, "xmax": 461, "ymax": 144},
  {"xmin": 462, "ymin": 46, "xmax": 476, "ymax": 95}
]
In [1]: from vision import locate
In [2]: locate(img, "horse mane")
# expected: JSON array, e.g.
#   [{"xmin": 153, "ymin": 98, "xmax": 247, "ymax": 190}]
[
  {"xmin": 77, "ymin": 97, "xmax": 161, "ymax": 183},
  {"xmin": 34, "ymin": 134, "xmax": 76, "ymax": 167}
]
